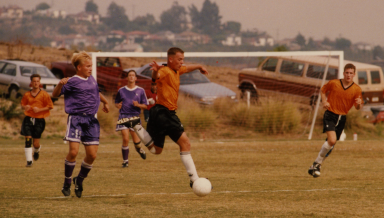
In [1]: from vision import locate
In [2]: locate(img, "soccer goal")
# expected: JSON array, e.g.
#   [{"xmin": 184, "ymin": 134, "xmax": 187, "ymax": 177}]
[{"xmin": 90, "ymin": 51, "xmax": 343, "ymax": 141}]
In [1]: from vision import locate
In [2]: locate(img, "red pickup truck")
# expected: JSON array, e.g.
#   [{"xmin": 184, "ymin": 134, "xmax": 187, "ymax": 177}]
[{"xmin": 51, "ymin": 57, "xmax": 129, "ymax": 95}]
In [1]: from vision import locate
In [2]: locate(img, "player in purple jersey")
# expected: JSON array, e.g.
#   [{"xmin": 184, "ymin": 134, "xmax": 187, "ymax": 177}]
[
  {"xmin": 52, "ymin": 51, "xmax": 109, "ymax": 198},
  {"xmin": 115, "ymin": 70, "xmax": 148, "ymax": 167}
]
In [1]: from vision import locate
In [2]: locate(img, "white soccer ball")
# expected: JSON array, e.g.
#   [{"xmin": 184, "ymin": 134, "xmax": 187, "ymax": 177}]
[{"xmin": 192, "ymin": 178, "xmax": 212, "ymax": 197}]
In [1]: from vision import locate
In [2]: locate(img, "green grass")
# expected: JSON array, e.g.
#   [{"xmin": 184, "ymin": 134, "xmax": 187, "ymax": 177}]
[{"xmin": 1, "ymin": 138, "xmax": 384, "ymax": 217}]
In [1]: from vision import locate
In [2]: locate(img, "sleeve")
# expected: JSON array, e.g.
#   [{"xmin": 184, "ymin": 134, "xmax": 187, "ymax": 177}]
[
  {"xmin": 44, "ymin": 92, "xmax": 54, "ymax": 109},
  {"xmin": 115, "ymin": 90, "xmax": 122, "ymax": 104},
  {"xmin": 321, "ymin": 80, "xmax": 332, "ymax": 94},
  {"xmin": 21, "ymin": 93, "xmax": 28, "ymax": 106},
  {"xmin": 140, "ymin": 90, "xmax": 148, "ymax": 105},
  {"xmin": 157, "ymin": 68, "xmax": 170, "ymax": 82},
  {"xmin": 178, "ymin": 66, "xmax": 188, "ymax": 75}
]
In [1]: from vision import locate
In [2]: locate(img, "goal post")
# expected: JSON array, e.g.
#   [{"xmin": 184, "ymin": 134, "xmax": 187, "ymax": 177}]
[{"xmin": 90, "ymin": 51, "xmax": 344, "ymax": 140}]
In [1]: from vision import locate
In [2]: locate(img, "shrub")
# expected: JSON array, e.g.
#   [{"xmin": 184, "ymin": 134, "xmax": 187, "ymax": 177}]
[{"xmin": 0, "ymin": 98, "xmax": 23, "ymax": 120}]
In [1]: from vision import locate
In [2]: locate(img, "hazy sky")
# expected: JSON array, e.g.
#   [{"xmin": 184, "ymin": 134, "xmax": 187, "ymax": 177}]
[{"xmin": 1, "ymin": 0, "xmax": 384, "ymax": 46}]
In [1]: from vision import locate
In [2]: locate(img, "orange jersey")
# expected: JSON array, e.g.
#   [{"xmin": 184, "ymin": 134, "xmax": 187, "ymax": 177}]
[
  {"xmin": 21, "ymin": 90, "xmax": 54, "ymax": 118},
  {"xmin": 321, "ymin": 79, "xmax": 362, "ymax": 115},
  {"xmin": 156, "ymin": 66, "xmax": 187, "ymax": 110}
]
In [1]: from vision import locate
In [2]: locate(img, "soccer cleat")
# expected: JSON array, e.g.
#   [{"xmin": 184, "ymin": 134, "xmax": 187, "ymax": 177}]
[
  {"xmin": 61, "ymin": 183, "xmax": 71, "ymax": 196},
  {"xmin": 117, "ymin": 116, "xmax": 141, "ymax": 128},
  {"xmin": 26, "ymin": 161, "xmax": 33, "ymax": 167},
  {"xmin": 122, "ymin": 162, "xmax": 129, "ymax": 168},
  {"xmin": 308, "ymin": 162, "xmax": 321, "ymax": 178},
  {"xmin": 73, "ymin": 177, "xmax": 83, "ymax": 198},
  {"xmin": 135, "ymin": 147, "xmax": 146, "ymax": 160},
  {"xmin": 33, "ymin": 152, "xmax": 39, "ymax": 161}
]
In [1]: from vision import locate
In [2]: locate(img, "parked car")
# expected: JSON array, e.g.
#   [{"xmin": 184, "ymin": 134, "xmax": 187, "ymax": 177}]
[
  {"xmin": 238, "ymin": 56, "xmax": 384, "ymax": 105},
  {"xmin": 125, "ymin": 63, "xmax": 237, "ymax": 105},
  {"xmin": 50, "ymin": 57, "xmax": 127, "ymax": 95},
  {"xmin": 0, "ymin": 60, "xmax": 60, "ymax": 102}
]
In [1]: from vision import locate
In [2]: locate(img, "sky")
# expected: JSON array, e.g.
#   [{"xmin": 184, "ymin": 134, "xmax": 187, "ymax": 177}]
[{"xmin": 1, "ymin": 0, "xmax": 384, "ymax": 46}]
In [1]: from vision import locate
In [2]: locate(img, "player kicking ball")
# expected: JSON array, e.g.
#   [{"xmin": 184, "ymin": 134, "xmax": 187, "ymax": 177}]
[
  {"xmin": 52, "ymin": 51, "xmax": 109, "ymax": 197},
  {"xmin": 308, "ymin": 63, "xmax": 363, "ymax": 178},
  {"xmin": 117, "ymin": 47, "xmax": 209, "ymax": 188},
  {"xmin": 115, "ymin": 70, "xmax": 148, "ymax": 167}
]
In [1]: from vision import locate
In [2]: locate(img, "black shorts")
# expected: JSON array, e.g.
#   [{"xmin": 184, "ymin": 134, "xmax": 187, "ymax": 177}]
[
  {"xmin": 323, "ymin": 110, "xmax": 346, "ymax": 140},
  {"xmin": 146, "ymin": 104, "xmax": 184, "ymax": 148},
  {"xmin": 20, "ymin": 116, "xmax": 46, "ymax": 139}
]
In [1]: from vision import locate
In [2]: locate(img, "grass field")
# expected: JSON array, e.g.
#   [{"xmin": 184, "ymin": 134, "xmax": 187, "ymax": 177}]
[{"xmin": 1, "ymin": 138, "xmax": 384, "ymax": 217}]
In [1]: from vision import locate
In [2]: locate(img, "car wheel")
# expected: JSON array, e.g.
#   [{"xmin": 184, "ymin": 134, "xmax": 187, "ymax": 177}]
[
  {"xmin": 241, "ymin": 88, "xmax": 258, "ymax": 103},
  {"xmin": 8, "ymin": 86, "xmax": 19, "ymax": 100}
]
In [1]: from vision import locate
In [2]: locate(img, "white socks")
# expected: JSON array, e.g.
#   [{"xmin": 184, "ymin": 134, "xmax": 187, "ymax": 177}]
[
  {"xmin": 33, "ymin": 145, "xmax": 41, "ymax": 153},
  {"xmin": 25, "ymin": 147, "xmax": 33, "ymax": 162},
  {"xmin": 315, "ymin": 141, "xmax": 333, "ymax": 164},
  {"xmin": 180, "ymin": 151, "xmax": 199, "ymax": 182}
]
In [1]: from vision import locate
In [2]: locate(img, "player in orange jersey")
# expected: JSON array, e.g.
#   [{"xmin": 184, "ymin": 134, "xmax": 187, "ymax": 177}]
[
  {"xmin": 20, "ymin": 74, "xmax": 54, "ymax": 167},
  {"xmin": 118, "ymin": 47, "xmax": 208, "ymax": 188},
  {"xmin": 308, "ymin": 63, "xmax": 363, "ymax": 178}
]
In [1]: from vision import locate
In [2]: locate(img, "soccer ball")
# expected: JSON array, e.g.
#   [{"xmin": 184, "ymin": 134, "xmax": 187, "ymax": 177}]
[{"xmin": 192, "ymin": 178, "xmax": 212, "ymax": 197}]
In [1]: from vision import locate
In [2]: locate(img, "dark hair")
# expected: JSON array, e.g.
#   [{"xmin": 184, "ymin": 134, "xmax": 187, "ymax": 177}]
[
  {"xmin": 127, "ymin": 70, "xmax": 137, "ymax": 76},
  {"xmin": 30, "ymin": 74, "xmax": 41, "ymax": 81},
  {"xmin": 344, "ymin": 63, "xmax": 356, "ymax": 73},
  {"xmin": 167, "ymin": 47, "xmax": 184, "ymax": 56}
]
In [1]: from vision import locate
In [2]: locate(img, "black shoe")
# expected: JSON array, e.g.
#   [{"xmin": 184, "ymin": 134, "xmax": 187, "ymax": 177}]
[
  {"xmin": 26, "ymin": 161, "xmax": 32, "ymax": 167},
  {"xmin": 33, "ymin": 152, "xmax": 39, "ymax": 161},
  {"xmin": 308, "ymin": 162, "xmax": 321, "ymax": 178},
  {"xmin": 122, "ymin": 162, "xmax": 129, "ymax": 168},
  {"xmin": 61, "ymin": 183, "xmax": 71, "ymax": 196},
  {"xmin": 136, "ymin": 147, "xmax": 146, "ymax": 160},
  {"xmin": 73, "ymin": 177, "xmax": 83, "ymax": 198}
]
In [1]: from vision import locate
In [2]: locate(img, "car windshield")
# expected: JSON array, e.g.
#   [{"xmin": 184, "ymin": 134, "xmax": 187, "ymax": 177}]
[
  {"xmin": 20, "ymin": 66, "xmax": 56, "ymax": 78},
  {"xmin": 180, "ymin": 70, "xmax": 210, "ymax": 85}
]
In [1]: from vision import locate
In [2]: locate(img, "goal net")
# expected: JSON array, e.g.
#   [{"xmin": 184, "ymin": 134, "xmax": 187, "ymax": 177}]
[{"xmin": 91, "ymin": 51, "xmax": 343, "ymax": 141}]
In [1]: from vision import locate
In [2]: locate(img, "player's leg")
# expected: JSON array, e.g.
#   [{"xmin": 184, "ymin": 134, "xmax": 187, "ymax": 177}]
[
  {"xmin": 130, "ymin": 130, "xmax": 146, "ymax": 159},
  {"xmin": 73, "ymin": 144, "xmax": 97, "ymax": 198},
  {"xmin": 32, "ymin": 138, "xmax": 41, "ymax": 161},
  {"xmin": 121, "ymin": 129, "xmax": 130, "ymax": 167},
  {"xmin": 21, "ymin": 117, "xmax": 33, "ymax": 167},
  {"xmin": 62, "ymin": 141, "xmax": 80, "ymax": 196},
  {"xmin": 176, "ymin": 133, "xmax": 199, "ymax": 186},
  {"xmin": 315, "ymin": 131, "xmax": 337, "ymax": 164}
]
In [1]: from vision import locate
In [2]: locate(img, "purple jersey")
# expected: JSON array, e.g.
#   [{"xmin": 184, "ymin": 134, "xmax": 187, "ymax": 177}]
[
  {"xmin": 115, "ymin": 86, "xmax": 148, "ymax": 117},
  {"xmin": 61, "ymin": 75, "xmax": 100, "ymax": 115}
]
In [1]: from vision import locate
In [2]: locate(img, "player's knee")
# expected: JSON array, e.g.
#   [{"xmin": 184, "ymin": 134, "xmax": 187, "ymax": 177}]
[
  {"xmin": 327, "ymin": 139, "xmax": 337, "ymax": 146},
  {"xmin": 25, "ymin": 138, "xmax": 32, "ymax": 148},
  {"xmin": 68, "ymin": 150, "xmax": 78, "ymax": 159},
  {"xmin": 87, "ymin": 153, "xmax": 97, "ymax": 161}
]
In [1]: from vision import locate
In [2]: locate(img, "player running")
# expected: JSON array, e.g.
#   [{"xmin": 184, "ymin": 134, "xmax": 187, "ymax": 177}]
[
  {"xmin": 115, "ymin": 70, "xmax": 148, "ymax": 167},
  {"xmin": 118, "ymin": 47, "xmax": 208, "ymax": 187},
  {"xmin": 52, "ymin": 51, "xmax": 109, "ymax": 197},
  {"xmin": 308, "ymin": 63, "xmax": 363, "ymax": 178},
  {"xmin": 20, "ymin": 74, "xmax": 54, "ymax": 167}
]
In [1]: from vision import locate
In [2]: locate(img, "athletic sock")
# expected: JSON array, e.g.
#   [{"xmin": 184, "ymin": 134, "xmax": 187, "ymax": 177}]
[
  {"xmin": 315, "ymin": 141, "xmax": 332, "ymax": 164},
  {"xmin": 33, "ymin": 145, "xmax": 41, "ymax": 153},
  {"xmin": 64, "ymin": 160, "xmax": 76, "ymax": 185},
  {"xmin": 24, "ymin": 148, "xmax": 33, "ymax": 162},
  {"xmin": 134, "ymin": 141, "xmax": 141, "ymax": 149},
  {"xmin": 77, "ymin": 161, "xmax": 93, "ymax": 186},
  {"xmin": 180, "ymin": 151, "xmax": 199, "ymax": 182},
  {"xmin": 122, "ymin": 146, "xmax": 129, "ymax": 162}
]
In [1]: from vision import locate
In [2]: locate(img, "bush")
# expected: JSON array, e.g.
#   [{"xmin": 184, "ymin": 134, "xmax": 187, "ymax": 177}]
[{"xmin": 0, "ymin": 98, "xmax": 23, "ymax": 120}]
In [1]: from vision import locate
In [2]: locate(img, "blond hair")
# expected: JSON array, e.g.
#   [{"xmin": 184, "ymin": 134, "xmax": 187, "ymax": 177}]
[{"xmin": 71, "ymin": 51, "xmax": 91, "ymax": 70}]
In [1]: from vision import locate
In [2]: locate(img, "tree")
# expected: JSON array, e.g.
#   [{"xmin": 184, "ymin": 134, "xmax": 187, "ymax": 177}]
[
  {"xmin": 295, "ymin": 33, "xmax": 306, "ymax": 48},
  {"xmin": 36, "ymin": 2, "xmax": 50, "ymax": 11},
  {"xmin": 189, "ymin": 0, "xmax": 222, "ymax": 36},
  {"xmin": 373, "ymin": 45, "xmax": 384, "ymax": 60},
  {"xmin": 335, "ymin": 37, "xmax": 351, "ymax": 50},
  {"xmin": 131, "ymin": 14, "xmax": 160, "ymax": 32},
  {"xmin": 223, "ymin": 21, "xmax": 241, "ymax": 34},
  {"xmin": 85, "ymin": 0, "xmax": 98, "ymax": 14},
  {"xmin": 306, "ymin": 37, "xmax": 316, "ymax": 50},
  {"xmin": 160, "ymin": 2, "xmax": 187, "ymax": 33},
  {"xmin": 58, "ymin": 25, "xmax": 77, "ymax": 35},
  {"xmin": 105, "ymin": 2, "xmax": 129, "ymax": 31}
]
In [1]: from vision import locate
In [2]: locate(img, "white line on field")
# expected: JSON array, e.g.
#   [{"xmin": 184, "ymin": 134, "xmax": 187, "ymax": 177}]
[{"xmin": 1, "ymin": 188, "xmax": 355, "ymax": 199}]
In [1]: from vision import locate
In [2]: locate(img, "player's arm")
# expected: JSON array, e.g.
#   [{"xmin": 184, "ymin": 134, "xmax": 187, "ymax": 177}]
[
  {"xmin": 185, "ymin": 64, "xmax": 208, "ymax": 75},
  {"xmin": 52, "ymin": 78, "xmax": 69, "ymax": 97},
  {"xmin": 150, "ymin": 61, "xmax": 161, "ymax": 80},
  {"xmin": 133, "ymin": 101, "xmax": 148, "ymax": 110},
  {"xmin": 99, "ymin": 93, "xmax": 109, "ymax": 113},
  {"xmin": 32, "ymin": 106, "xmax": 52, "ymax": 114},
  {"xmin": 354, "ymin": 94, "xmax": 363, "ymax": 110},
  {"xmin": 321, "ymin": 91, "xmax": 330, "ymax": 110},
  {"xmin": 115, "ymin": 102, "xmax": 123, "ymax": 109}
]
